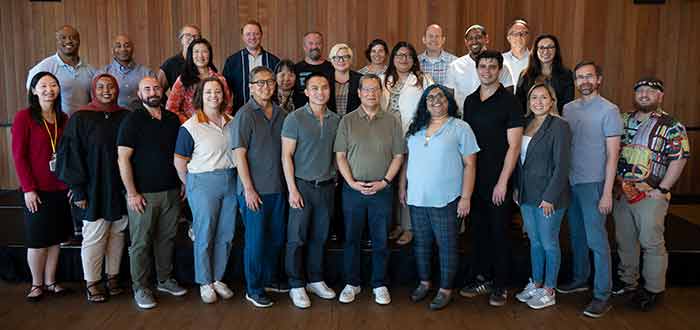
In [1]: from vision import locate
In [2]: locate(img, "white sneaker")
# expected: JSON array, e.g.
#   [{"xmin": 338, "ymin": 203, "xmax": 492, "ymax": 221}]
[
  {"xmin": 527, "ymin": 288, "xmax": 556, "ymax": 310},
  {"xmin": 373, "ymin": 286, "xmax": 391, "ymax": 305},
  {"xmin": 289, "ymin": 287, "xmax": 311, "ymax": 309},
  {"xmin": 212, "ymin": 281, "xmax": 233, "ymax": 299},
  {"xmin": 306, "ymin": 281, "xmax": 336, "ymax": 299},
  {"xmin": 516, "ymin": 279, "xmax": 539, "ymax": 303},
  {"xmin": 338, "ymin": 285, "xmax": 361, "ymax": 304},
  {"xmin": 200, "ymin": 284, "xmax": 217, "ymax": 304}
]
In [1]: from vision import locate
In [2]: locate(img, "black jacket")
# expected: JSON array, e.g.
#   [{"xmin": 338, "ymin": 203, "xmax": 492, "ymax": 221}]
[
  {"xmin": 328, "ymin": 70, "xmax": 362, "ymax": 115},
  {"xmin": 515, "ymin": 68, "xmax": 574, "ymax": 115}
]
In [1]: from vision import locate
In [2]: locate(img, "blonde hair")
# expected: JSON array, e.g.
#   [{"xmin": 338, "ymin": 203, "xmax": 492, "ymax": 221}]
[
  {"xmin": 526, "ymin": 83, "xmax": 559, "ymax": 117},
  {"xmin": 328, "ymin": 43, "xmax": 353, "ymax": 60}
]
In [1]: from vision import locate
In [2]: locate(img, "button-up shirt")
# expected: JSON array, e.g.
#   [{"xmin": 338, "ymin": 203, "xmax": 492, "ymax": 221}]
[
  {"xmin": 418, "ymin": 50, "xmax": 458, "ymax": 85},
  {"xmin": 502, "ymin": 49, "xmax": 530, "ymax": 88},
  {"xmin": 26, "ymin": 53, "xmax": 96, "ymax": 115},
  {"xmin": 99, "ymin": 58, "xmax": 155, "ymax": 108}
]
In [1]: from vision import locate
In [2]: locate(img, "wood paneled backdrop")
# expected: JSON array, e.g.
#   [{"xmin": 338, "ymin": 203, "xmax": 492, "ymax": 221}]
[{"xmin": 1, "ymin": 0, "xmax": 699, "ymax": 194}]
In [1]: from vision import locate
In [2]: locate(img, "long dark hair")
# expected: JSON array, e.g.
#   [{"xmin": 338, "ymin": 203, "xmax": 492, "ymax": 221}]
[
  {"xmin": 384, "ymin": 41, "xmax": 425, "ymax": 90},
  {"xmin": 193, "ymin": 77, "xmax": 227, "ymax": 114},
  {"xmin": 522, "ymin": 34, "xmax": 567, "ymax": 83},
  {"xmin": 27, "ymin": 71, "xmax": 65, "ymax": 126},
  {"xmin": 181, "ymin": 38, "xmax": 217, "ymax": 88},
  {"xmin": 406, "ymin": 84, "xmax": 459, "ymax": 137}
]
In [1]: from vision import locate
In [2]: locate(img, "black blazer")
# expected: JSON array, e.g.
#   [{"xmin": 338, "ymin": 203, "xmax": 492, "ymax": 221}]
[
  {"xmin": 328, "ymin": 70, "xmax": 362, "ymax": 114},
  {"xmin": 515, "ymin": 68, "xmax": 574, "ymax": 115},
  {"xmin": 515, "ymin": 115, "xmax": 572, "ymax": 209}
]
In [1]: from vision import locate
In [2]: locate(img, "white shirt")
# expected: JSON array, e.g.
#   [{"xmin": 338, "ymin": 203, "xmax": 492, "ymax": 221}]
[
  {"xmin": 445, "ymin": 54, "xmax": 513, "ymax": 112},
  {"xmin": 520, "ymin": 135, "xmax": 532, "ymax": 165},
  {"xmin": 379, "ymin": 72, "xmax": 434, "ymax": 134},
  {"xmin": 502, "ymin": 49, "xmax": 530, "ymax": 88},
  {"xmin": 247, "ymin": 52, "xmax": 263, "ymax": 73}
]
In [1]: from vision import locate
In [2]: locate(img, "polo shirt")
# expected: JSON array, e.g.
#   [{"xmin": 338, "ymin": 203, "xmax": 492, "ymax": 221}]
[
  {"xmin": 334, "ymin": 107, "xmax": 406, "ymax": 182},
  {"xmin": 281, "ymin": 104, "xmax": 341, "ymax": 182},
  {"xmin": 26, "ymin": 53, "xmax": 96, "ymax": 115},
  {"xmin": 563, "ymin": 95, "xmax": 623, "ymax": 185},
  {"xmin": 229, "ymin": 98, "xmax": 286, "ymax": 194},
  {"xmin": 418, "ymin": 50, "xmax": 458, "ymax": 85},
  {"xmin": 502, "ymin": 50, "xmax": 530, "ymax": 88},
  {"xmin": 100, "ymin": 58, "xmax": 156, "ymax": 107},
  {"xmin": 445, "ymin": 54, "xmax": 513, "ymax": 112},
  {"xmin": 117, "ymin": 104, "xmax": 180, "ymax": 193},
  {"xmin": 174, "ymin": 111, "xmax": 235, "ymax": 174},
  {"xmin": 462, "ymin": 85, "xmax": 524, "ymax": 198},
  {"xmin": 406, "ymin": 118, "xmax": 480, "ymax": 207}
]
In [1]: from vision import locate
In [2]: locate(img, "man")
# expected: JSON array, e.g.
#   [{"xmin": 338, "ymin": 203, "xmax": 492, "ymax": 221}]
[
  {"xmin": 334, "ymin": 74, "xmax": 405, "ymax": 305},
  {"xmin": 116, "ymin": 77, "xmax": 186, "ymax": 309},
  {"xmin": 230, "ymin": 66, "xmax": 288, "ymax": 308},
  {"xmin": 293, "ymin": 32, "xmax": 335, "ymax": 108},
  {"xmin": 223, "ymin": 20, "xmax": 280, "ymax": 112},
  {"xmin": 445, "ymin": 25, "xmax": 513, "ymax": 112},
  {"xmin": 158, "ymin": 24, "xmax": 201, "ymax": 92},
  {"xmin": 282, "ymin": 73, "xmax": 340, "ymax": 309},
  {"xmin": 559, "ymin": 61, "xmax": 622, "ymax": 318},
  {"xmin": 418, "ymin": 24, "xmax": 458, "ymax": 85},
  {"xmin": 502, "ymin": 19, "xmax": 530, "ymax": 88},
  {"xmin": 458, "ymin": 51, "xmax": 523, "ymax": 307},
  {"xmin": 613, "ymin": 77, "xmax": 689, "ymax": 311},
  {"xmin": 27, "ymin": 25, "xmax": 96, "ymax": 116},
  {"xmin": 100, "ymin": 34, "xmax": 156, "ymax": 108}
]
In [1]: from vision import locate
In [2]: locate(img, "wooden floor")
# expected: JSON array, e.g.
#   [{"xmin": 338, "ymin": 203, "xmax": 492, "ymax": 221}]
[{"xmin": 2, "ymin": 281, "xmax": 699, "ymax": 330}]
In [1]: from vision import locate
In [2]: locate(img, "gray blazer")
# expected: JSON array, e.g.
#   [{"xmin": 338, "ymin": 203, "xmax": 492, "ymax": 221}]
[{"xmin": 516, "ymin": 115, "xmax": 572, "ymax": 209}]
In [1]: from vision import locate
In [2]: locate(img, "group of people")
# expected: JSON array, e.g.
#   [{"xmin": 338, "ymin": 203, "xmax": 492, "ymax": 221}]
[{"xmin": 12, "ymin": 18, "xmax": 689, "ymax": 319}]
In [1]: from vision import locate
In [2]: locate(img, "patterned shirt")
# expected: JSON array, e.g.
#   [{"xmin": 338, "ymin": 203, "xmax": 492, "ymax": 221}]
[
  {"xmin": 388, "ymin": 78, "xmax": 407, "ymax": 116},
  {"xmin": 618, "ymin": 110, "xmax": 690, "ymax": 190},
  {"xmin": 166, "ymin": 69, "xmax": 233, "ymax": 123},
  {"xmin": 335, "ymin": 80, "xmax": 350, "ymax": 116},
  {"xmin": 358, "ymin": 65, "xmax": 387, "ymax": 75},
  {"xmin": 418, "ymin": 50, "xmax": 458, "ymax": 85}
]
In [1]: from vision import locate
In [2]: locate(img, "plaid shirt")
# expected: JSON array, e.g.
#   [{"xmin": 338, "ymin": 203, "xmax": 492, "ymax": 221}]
[{"xmin": 418, "ymin": 50, "xmax": 458, "ymax": 85}]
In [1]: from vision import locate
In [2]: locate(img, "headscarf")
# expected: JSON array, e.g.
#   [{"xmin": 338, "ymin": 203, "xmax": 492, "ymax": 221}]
[{"xmin": 78, "ymin": 73, "xmax": 124, "ymax": 112}]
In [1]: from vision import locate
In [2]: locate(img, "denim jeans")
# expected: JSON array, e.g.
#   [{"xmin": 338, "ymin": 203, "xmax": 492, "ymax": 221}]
[
  {"xmin": 520, "ymin": 203, "xmax": 565, "ymax": 289},
  {"xmin": 567, "ymin": 182, "xmax": 612, "ymax": 300},
  {"xmin": 187, "ymin": 169, "xmax": 238, "ymax": 285},
  {"xmin": 342, "ymin": 182, "xmax": 393, "ymax": 288},
  {"xmin": 238, "ymin": 192, "xmax": 286, "ymax": 296}
]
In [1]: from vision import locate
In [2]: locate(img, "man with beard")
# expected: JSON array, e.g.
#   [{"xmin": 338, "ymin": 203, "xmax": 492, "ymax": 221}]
[
  {"xmin": 446, "ymin": 24, "xmax": 513, "ymax": 113},
  {"xmin": 418, "ymin": 24, "xmax": 458, "ymax": 85},
  {"xmin": 100, "ymin": 34, "xmax": 156, "ymax": 108},
  {"xmin": 559, "ymin": 61, "xmax": 623, "ymax": 318},
  {"xmin": 293, "ymin": 32, "xmax": 334, "ymax": 108},
  {"xmin": 612, "ymin": 77, "xmax": 689, "ymax": 311},
  {"xmin": 117, "ymin": 77, "xmax": 186, "ymax": 309}
]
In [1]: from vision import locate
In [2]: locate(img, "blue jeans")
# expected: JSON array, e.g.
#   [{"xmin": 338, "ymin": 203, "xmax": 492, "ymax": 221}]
[
  {"xmin": 520, "ymin": 203, "xmax": 565, "ymax": 289},
  {"xmin": 187, "ymin": 169, "xmax": 238, "ymax": 285},
  {"xmin": 342, "ymin": 182, "xmax": 393, "ymax": 288},
  {"xmin": 238, "ymin": 192, "xmax": 286, "ymax": 296},
  {"xmin": 567, "ymin": 182, "xmax": 612, "ymax": 300}
]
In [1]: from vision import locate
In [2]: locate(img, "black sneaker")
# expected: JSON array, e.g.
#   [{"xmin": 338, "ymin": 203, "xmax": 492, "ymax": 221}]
[
  {"xmin": 245, "ymin": 292, "xmax": 274, "ymax": 308},
  {"xmin": 459, "ymin": 276, "xmax": 493, "ymax": 298},
  {"xmin": 264, "ymin": 282, "xmax": 290, "ymax": 293},
  {"xmin": 488, "ymin": 288, "xmax": 507, "ymax": 307},
  {"xmin": 410, "ymin": 284, "xmax": 430, "ymax": 302},
  {"xmin": 583, "ymin": 298, "xmax": 611, "ymax": 318},
  {"xmin": 429, "ymin": 291, "xmax": 452, "ymax": 310},
  {"xmin": 629, "ymin": 288, "xmax": 662, "ymax": 312},
  {"xmin": 556, "ymin": 281, "xmax": 589, "ymax": 294},
  {"xmin": 612, "ymin": 279, "xmax": 638, "ymax": 296}
]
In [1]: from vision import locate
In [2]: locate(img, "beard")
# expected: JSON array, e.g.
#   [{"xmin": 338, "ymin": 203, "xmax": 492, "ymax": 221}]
[
  {"xmin": 308, "ymin": 48, "xmax": 321, "ymax": 61},
  {"xmin": 577, "ymin": 82, "xmax": 596, "ymax": 95},
  {"xmin": 633, "ymin": 99, "xmax": 658, "ymax": 113},
  {"xmin": 141, "ymin": 96, "xmax": 162, "ymax": 107}
]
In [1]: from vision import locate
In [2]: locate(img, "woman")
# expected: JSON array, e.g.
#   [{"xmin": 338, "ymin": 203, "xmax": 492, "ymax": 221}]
[
  {"xmin": 56, "ymin": 73, "xmax": 130, "ymax": 303},
  {"xmin": 167, "ymin": 38, "xmax": 232, "ymax": 123},
  {"xmin": 515, "ymin": 34, "xmax": 574, "ymax": 115},
  {"xmin": 358, "ymin": 39, "xmax": 389, "ymax": 75},
  {"xmin": 12, "ymin": 72, "xmax": 73, "ymax": 301},
  {"xmin": 514, "ymin": 83, "xmax": 571, "ymax": 310},
  {"xmin": 174, "ymin": 77, "xmax": 237, "ymax": 304},
  {"xmin": 399, "ymin": 84, "xmax": 479, "ymax": 310},
  {"xmin": 381, "ymin": 41, "xmax": 434, "ymax": 245},
  {"xmin": 274, "ymin": 59, "xmax": 297, "ymax": 113},
  {"xmin": 328, "ymin": 43, "xmax": 362, "ymax": 116}
]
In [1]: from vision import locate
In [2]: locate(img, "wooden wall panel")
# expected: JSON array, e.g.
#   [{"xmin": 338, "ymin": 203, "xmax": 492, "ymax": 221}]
[{"xmin": 1, "ymin": 0, "xmax": 699, "ymax": 194}]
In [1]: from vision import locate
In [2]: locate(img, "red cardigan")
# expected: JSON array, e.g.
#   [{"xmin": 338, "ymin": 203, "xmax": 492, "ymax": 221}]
[{"xmin": 11, "ymin": 108, "xmax": 68, "ymax": 192}]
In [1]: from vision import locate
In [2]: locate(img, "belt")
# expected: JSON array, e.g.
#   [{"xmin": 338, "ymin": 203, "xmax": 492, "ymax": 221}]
[{"xmin": 296, "ymin": 177, "xmax": 335, "ymax": 187}]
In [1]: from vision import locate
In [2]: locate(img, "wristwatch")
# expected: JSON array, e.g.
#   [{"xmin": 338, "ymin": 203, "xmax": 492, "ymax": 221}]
[{"xmin": 657, "ymin": 187, "xmax": 670, "ymax": 194}]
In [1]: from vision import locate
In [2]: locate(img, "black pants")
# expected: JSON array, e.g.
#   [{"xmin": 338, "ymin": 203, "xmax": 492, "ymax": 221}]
[{"xmin": 468, "ymin": 194, "xmax": 512, "ymax": 290}]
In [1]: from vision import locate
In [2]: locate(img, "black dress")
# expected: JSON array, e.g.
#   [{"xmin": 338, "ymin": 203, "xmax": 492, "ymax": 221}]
[{"xmin": 56, "ymin": 110, "xmax": 129, "ymax": 222}]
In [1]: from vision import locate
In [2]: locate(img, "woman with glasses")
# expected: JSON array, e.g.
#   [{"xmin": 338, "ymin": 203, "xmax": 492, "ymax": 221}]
[
  {"xmin": 358, "ymin": 39, "xmax": 389, "ymax": 75},
  {"xmin": 515, "ymin": 34, "xmax": 573, "ymax": 115},
  {"xmin": 399, "ymin": 84, "xmax": 479, "ymax": 310},
  {"xmin": 328, "ymin": 43, "xmax": 362, "ymax": 116}
]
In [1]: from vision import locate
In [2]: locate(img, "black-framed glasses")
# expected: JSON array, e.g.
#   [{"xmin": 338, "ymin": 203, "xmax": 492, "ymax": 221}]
[
  {"xmin": 250, "ymin": 79, "xmax": 276, "ymax": 87},
  {"xmin": 537, "ymin": 45, "xmax": 556, "ymax": 51},
  {"xmin": 394, "ymin": 53, "xmax": 411, "ymax": 61},
  {"xmin": 332, "ymin": 55, "xmax": 352, "ymax": 62},
  {"xmin": 508, "ymin": 31, "xmax": 529, "ymax": 38},
  {"xmin": 426, "ymin": 93, "xmax": 446, "ymax": 103}
]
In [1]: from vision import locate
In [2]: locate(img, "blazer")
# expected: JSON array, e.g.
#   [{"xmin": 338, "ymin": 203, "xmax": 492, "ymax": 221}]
[
  {"xmin": 222, "ymin": 48, "xmax": 280, "ymax": 113},
  {"xmin": 515, "ymin": 115, "xmax": 572, "ymax": 209},
  {"xmin": 328, "ymin": 70, "xmax": 362, "ymax": 115}
]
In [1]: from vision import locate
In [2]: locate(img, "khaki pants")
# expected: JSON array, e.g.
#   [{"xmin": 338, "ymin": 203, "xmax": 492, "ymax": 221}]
[
  {"xmin": 81, "ymin": 217, "xmax": 128, "ymax": 282},
  {"xmin": 613, "ymin": 196, "xmax": 669, "ymax": 293}
]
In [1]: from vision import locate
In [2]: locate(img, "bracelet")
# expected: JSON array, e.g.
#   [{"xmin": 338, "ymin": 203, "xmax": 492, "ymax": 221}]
[{"xmin": 382, "ymin": 177, "xmax": 391, "ymax": 185}]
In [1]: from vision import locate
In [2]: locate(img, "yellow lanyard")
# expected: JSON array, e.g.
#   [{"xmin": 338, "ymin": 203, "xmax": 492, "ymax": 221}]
[{"xmin": 42, "ymin": 119, "xmax": 58, "ymax": 154}]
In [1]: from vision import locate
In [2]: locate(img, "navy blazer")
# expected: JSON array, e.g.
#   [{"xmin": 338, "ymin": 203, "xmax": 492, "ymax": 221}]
[
  {"xmin": 222, "ymin": 48, "xmax": 280, "ymax": 113},
  {"xmin": 515, "ymin": 115, "xmax": 572, "ymax": 209}
]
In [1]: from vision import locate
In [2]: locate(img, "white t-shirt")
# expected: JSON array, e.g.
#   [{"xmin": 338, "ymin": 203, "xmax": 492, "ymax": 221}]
[
  {"xmin": 445, "ymin": 54, "xmax": 513, "ymax": 112},
  {"xmin": 520, "ymin": 135, "xmax": 532, "ymax": 165}
]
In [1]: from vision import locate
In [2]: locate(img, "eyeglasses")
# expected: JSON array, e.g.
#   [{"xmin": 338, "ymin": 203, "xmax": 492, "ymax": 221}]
[
  {"xmin": 332, "ymin": 55, "xmax": 352, "ymax": 62},
  {"xmin": 537, "ymin": 45, "xmax": 556, "ymax": 51},
  {"xmin": 250, "ymin": 79, "xmax": 276, "ymax": 87},
  {"xmin": 360, "ymin": 87, "xmax": 381, "ymax": 93},
  {"xmin": 394, "ymin": 53, "xmax": 411, "ymax": 61},
  {"xmin": 426, "ymin": 93, "xmax": 446, "ymax": 103},
  {"xmin": 181, "ymin": 33, "xmax": 201, "ymax": 41},
  {"xmin": 508, "ymin": 31, "xmax": 529, "ymax": 38}
]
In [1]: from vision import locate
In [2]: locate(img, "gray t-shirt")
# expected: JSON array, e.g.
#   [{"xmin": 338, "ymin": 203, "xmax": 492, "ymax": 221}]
[
  {"xmin": 230, "ymin": 98, "xmax": 287, "ymax": 194},
  {"xmin": 281, "ymin": 105, "xmax": 340, "ymax": 182},
  {"xmin": 563, "ymin": 95, "xmax": 623, "ymax": 185}
]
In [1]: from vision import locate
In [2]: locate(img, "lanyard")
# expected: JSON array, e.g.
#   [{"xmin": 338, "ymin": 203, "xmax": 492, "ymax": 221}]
[{"xmin": 42, "ymin": 119, "xmax": 58, "ymax": 153}]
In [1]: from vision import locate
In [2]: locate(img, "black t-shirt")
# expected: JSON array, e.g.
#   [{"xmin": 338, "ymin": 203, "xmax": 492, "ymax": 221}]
[
  {"xmin": 160, "ymin": 53, "xmax": 186, "ymax": 89},
  {"xmin": 293, "ymin": 60, "xmax": 334, "ymax": 108},
  {"xmin": 462, "ymin": 85, "xmax": 524, "ymax": 199},
  {"xmin": 117, "ymin": 104, "xmax": 181, "ymax": 193}
]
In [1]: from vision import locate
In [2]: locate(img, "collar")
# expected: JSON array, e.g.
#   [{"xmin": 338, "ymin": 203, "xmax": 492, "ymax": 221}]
[
  {"xmin": 111, "ymin": 57, "xmax": 136, "ymax": 71},
  {"xmin": 54, "ymin": 53, "xmax": 85, "ymax": 68},
  {"xmin": 303, "ymin": 103, "xmax": 331, "ymax": 118},
  {"xmin": 358, "ymin": 106, "xmax": 384, "ymax": 120},
  {"xmin": 242, "ymin": 47, "xmax": 265, "ymax": 57},
  {"xmin": 420, "ymin": 50, "xmax": 450, "ymax": 62},
  {"xmin": 196, "ymin": 110, "xmax": 232, "ymax": 125}
]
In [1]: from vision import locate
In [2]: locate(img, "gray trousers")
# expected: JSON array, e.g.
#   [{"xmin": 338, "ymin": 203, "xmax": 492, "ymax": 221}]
[{"xmin": 613, "ymin": 196, "xmax": 669, "ymax": 293}]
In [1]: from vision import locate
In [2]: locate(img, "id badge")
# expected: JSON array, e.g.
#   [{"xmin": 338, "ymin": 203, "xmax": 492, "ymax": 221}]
[{"xmin": 49, "ymin": 153, "xmax": 57, "ymax": 172}]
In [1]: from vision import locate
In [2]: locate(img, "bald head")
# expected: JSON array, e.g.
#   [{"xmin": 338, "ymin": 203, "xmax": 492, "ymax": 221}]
[
  {"xmin": 55, "ymin": 25, "xmax": 80, "ymax": 56},
  {"xmin": 423, "ymin": 24, "xmax": 446, "ymax": 54},
  {"xmin": 138, "ymin": 77, "xmax": 163, "ymax": 108},
  {"xmin": 112, "ymin": 34, "xmax": 134, "ymax": 64}
]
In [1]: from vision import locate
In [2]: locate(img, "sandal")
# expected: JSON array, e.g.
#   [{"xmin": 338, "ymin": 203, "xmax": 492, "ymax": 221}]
[
  {"xmin": 45, "ymin": 282, "xmax": 73, "ymax": 296},
  {"xmin": 388, "ymin": 226, "xmax": 403, "ymax": 240},
  {"xmin": 86, "ymin": 281, "xmax": 107, "ymax": 303},
  {"xmin": 26, "ymin": 284, "xmax": 44, "ymax": 302},
  {"xmin": 396, "ymin": 230, "xmax": 413, "ymax": 245},
  {"xmin": 106, "ymin": 275, "xmax": 124, "ymax": 296}
]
